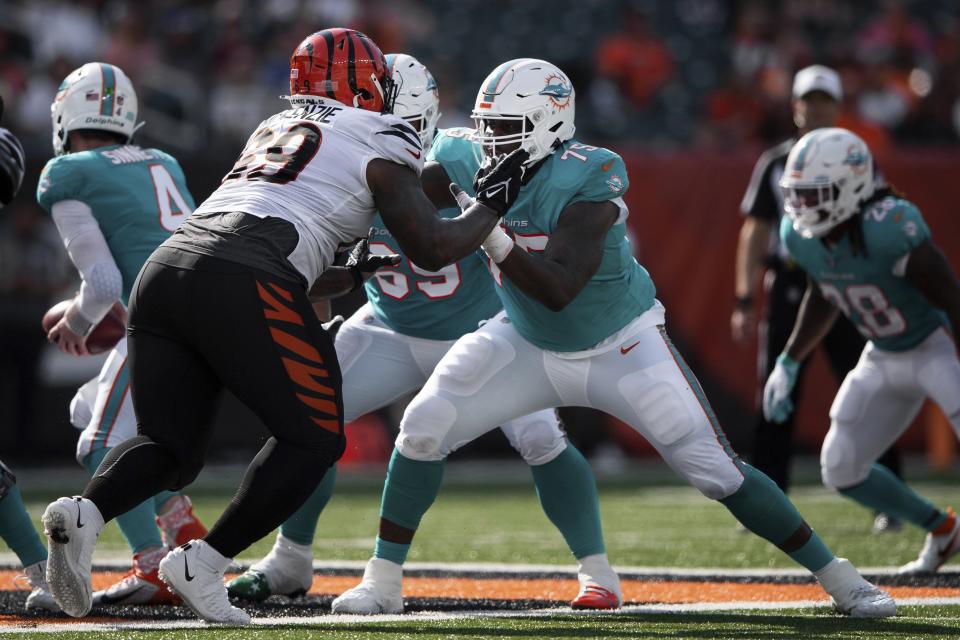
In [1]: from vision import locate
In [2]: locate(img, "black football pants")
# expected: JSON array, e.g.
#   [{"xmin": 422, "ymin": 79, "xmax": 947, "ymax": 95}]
[{"xmin": 84, "ymin": 257, "xmax": 344, "ymax": 558}]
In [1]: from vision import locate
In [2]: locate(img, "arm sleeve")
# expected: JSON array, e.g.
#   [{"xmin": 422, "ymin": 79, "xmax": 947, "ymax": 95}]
[{"xmin": 50, "ymin": 200, "xmax": 123, "ymax": 324}]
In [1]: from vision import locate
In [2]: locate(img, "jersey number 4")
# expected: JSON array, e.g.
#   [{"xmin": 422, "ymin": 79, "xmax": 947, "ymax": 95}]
[
  {"xmin": 819, "ymin": 283, "xmax": 907, "ymax": 338},
  {"xmin": 149, "ymin": 164, "xmax": 193, "ymax": 232},
  {"xmin": 224, "ymin": 122, "xmax": 323, "ymax": 185}
]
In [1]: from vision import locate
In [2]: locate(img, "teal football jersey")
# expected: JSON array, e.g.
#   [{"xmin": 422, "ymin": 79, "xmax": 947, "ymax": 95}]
[
  {"xmin": 364, "ymin": 209, "xmax": 503, "ymax": 341},
  {"xmin": 782, "ymin": 196, "xmax": 948, "ymax": 351},
  {"xmin": 429, "ymin": 128, "xmax": 656, "ymax": 352},
  {"xmin": 37, "ymin": 145, "xmax": 194, "ymax": 304}
]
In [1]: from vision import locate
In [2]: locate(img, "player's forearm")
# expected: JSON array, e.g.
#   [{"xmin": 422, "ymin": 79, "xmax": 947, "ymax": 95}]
[
  {"xmin": 783, "ymin": 284, "xmax": 839, "ymax": 362},
  {"xmin": 400, "ymin": 204, "xmax": 498, "ymax": 272},
  {"xmin": 735, "ymin": 218, "xmax": 770, "ymax": 300},
  {"xmin": 51, "ymin": 199, "xmax": 122, "ymax": 323},
  {"xmin": 308, "ymin": 267, "xmax": 358, "ymax": 301},
  {"xmin": 496, "ymin": 249, "xmax": 584, "ymax": 312}
]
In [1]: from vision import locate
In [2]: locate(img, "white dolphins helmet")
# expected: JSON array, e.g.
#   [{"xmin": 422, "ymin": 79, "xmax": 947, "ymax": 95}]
[
  {"xmin": 386, "ymin": 53, "xmax": 441, "ymax": 151},
  {"xmin": 471, "ymin": 58, "xmax": 576, "ymax": 165},
  {"xmin": 51, "ymin": 62, "xmax": 140, "ymax": 156},
  {"xmin": 780, "ymin": 127, "xmax": 875, "ymax": 238}
]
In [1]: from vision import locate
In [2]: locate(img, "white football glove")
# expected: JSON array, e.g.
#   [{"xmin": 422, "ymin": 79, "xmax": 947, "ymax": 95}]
[{"xmin": 762, "ymin": 353, "xmax": 801, "ymax": 424}]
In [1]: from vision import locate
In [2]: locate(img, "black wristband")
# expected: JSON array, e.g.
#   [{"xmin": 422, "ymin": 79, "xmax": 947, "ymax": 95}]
[
  {"xmin": 348, "ymin": 266, "xmax": 364, "ymax": 293},
  {"xmin": 735, "ymin": 295, "xmax": 753, "ymax": 309}
]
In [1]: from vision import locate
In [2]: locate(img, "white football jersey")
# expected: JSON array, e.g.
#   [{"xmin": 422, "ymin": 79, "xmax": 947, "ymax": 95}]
[{"xmin": 194, "ymin": 100, "xmax": 424, "ymax": 284}]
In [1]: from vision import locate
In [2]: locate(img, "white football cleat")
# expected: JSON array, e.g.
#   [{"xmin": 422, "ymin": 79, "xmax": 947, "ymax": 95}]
[
  {"xmin": 331, "ymin": 557, "xmax": 404, "ymax": 614},
  {"xmin": 815, "ymin": 557, "xmax": 896, "ymax": 618},
  {"xmin": 22, "ymin": 561, "xmax": 59, "ymax": 613},
  {"xmin": 158, "ymin": 540, "xmax": 250, "ymax": 625},
  {"xmin": 571, "ymin": 553, "xmax": 622, "ymax": 609},
  {"xmin": 42, "ymin": 496, "xmax": 104, "ymax": 617},
  {"xmin": 226, "ymin": 533, "xmax": 313, "ymax": 601},
  {"xmin": 899, "ymin": 508, "xmax": 960, "ymax": 575}
]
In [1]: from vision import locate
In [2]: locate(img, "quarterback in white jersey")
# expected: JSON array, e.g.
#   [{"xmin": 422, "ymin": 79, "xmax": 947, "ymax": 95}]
[{"xmin": 41, "ymin": 28, "xmax": 529, "ymax": 625}]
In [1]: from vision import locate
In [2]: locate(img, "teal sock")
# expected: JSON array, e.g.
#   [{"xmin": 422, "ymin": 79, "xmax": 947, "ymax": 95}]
[
  {"xmin": 83, "ymin": 448, "xmax": 164, "ymax": 553},
  {"xmin": 374, "ymin": 537, "xmax": 410, "ymax": 565},
  {"xmin": 379, "ymin": 449, "xmax": 445, "ymax": 531},
  {"xmin": 530, "ymin": 445, "xmax": 605, "ymax": 559},
  {"xmin": 280, "ymin": 465, "xmax": 338, "ymax": 546},
  {"xmin": 0, "ymin": 485, "xmax": 47, "ymax": 567},
  {"xmin": 153, "ymin": 490, "xmax": 180, "ymax": 514},
  {"xmin": 721, "ymin": 464, "xmax": 834, "ymax": 572},
  {"xmin": 840, "ymin": 464, "xmax": 946, "ymax": 531}
]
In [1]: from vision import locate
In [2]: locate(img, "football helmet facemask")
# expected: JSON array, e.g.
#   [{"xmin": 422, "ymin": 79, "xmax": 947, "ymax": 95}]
[
  {"xmin": 51, "ymin": 62, "xmax": 139, "ymax": 156},
  {"xmin": 386, "ymin": 53, "xmax": 440, "ymax": 151},
  {"xmin": 780, "ymin": 127, "xmax": 875, "ymax": 238},
  {"xmin": 471, "ymin": 58, "xmax": 575, "ymax": 166}
]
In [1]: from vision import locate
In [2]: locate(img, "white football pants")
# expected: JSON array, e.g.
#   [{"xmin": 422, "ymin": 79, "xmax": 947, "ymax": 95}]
[{"xmin": 70, "ymin": 337, "xmax": 135, "ymax": 464}]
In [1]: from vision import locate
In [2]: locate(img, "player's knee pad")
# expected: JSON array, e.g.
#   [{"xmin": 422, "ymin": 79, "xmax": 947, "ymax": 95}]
[
  {"xmin": 666, "ymin": 435, "xmax": 745, "ymax": 500},
  {"xmin": 395, "ymin": 394, "xmax": 458, "ymax": 461},
  {"xmin": 501, "ymin": 411, "xmax": 566, "ymax": 466},
  {"xmin": 617, "ymin": 361, "xmax": 700, "ymax": 447},
  {"xmin": 0, "ymin": 459, "xmax": 17, "ymax": 500},
  {"xmin": 69, "ymin": 378, "xmax": 98, "ymax": 430},
  {"xmin": 432, "ymin": 331, "xmax": 515, "ymax": 398},
  {"xmin": 820, "ymin": 422, "xmax": 869, "ymax": 489}
]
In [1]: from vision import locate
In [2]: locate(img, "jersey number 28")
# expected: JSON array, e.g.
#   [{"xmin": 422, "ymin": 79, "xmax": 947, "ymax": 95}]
[{"xmin": 819, "ymin": 283, "xmax": 907, "ymax": 338}]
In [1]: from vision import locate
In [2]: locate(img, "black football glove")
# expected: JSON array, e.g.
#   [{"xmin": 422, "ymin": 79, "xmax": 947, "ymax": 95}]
[
  {"xmin": 472, "ymin": 147, "xmax": 529, "ymax": 217},
  {"xmin": 345, "ymin": 235, "xmax": 400, "ymax": 291}
]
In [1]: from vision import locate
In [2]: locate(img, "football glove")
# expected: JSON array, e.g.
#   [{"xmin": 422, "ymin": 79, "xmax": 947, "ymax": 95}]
[
  {"xmin": 762, "ymin": 353, "xmax": 801, "ymax": 424},
  {"xmin": 472, "ymin": 148, "xmax": 529, "ymax": 217},
  {"xmin": 346, "ymin": 235, "xmax": 400, "ymax": 291}
]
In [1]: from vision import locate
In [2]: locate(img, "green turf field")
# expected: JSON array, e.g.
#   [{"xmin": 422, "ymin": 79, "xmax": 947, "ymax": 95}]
[{"xmin": 15, "ymin": 467, "xmax": 959, "ymax": 567}]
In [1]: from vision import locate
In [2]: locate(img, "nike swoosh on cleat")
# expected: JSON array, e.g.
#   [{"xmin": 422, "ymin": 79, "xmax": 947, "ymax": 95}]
[
  {"xmin": 184, "ymin": 556, "xmax": 195, "ymax": 581},
  {"xmin": 75, "ymin": 500, "xmax": 84, "ymax": 529},
  {"xmin": 620, "ymin": 341, "xmax": 641, "ymax": 355},
  {"xmin": 97, "ymin": 585, "xmax": 146, "ymax": 605},
  {"xmin": 938, "ymin": 528, "xmax": 960, "ymax": 563}
]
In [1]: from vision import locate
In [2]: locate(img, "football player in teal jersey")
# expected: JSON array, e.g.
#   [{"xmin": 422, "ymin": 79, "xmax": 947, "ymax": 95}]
[
  {"xmin": 37, "ymin": 63, "xmax": 207, "ymax": 606},
  {"xmin": 227, "ymin": 53, "xmax": 620, "ymax": 609},
  {"xmin": 765, "ymin": 127, "xmax": 960, "ymax": 574},
  {"xmin": 0, "ymin": 100, "xmax": 59, "ymax": 612},
  {"xmin": 334, "ymin": 59, "xmax": 895, "ymax": 617}
]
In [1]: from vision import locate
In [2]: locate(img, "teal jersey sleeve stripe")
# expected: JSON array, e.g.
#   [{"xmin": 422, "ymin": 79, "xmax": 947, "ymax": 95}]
[{"xmin": 99, "ymin": 63, "xmax": 116, "ymax": 116}]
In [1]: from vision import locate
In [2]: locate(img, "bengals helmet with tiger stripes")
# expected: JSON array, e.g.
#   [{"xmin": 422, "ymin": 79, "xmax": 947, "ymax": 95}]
[{"xmin": 289, "ymin": 29, "xmax": 398, "ymax": 114}]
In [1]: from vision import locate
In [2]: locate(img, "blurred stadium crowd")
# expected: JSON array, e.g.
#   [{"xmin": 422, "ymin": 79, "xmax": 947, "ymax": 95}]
[
  {"xmin": 2, "ymin": 0, "xmax": 960, "ymax": 459},
  {"xmin": 3, "ymin": 0, "xmax": 960, "ymax": 152}
]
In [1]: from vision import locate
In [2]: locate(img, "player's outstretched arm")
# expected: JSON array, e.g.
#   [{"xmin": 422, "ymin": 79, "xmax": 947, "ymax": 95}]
[
  {"xmin": 419, "ymin": 162, "xmax": 458, "ymax": 210},
  {"xmin": 493, "ymin": 199, "xmax": 619, "ymax": 312},
  {"xmin": 368, "ymin": 159, "xmax": 499, "ymax": 272},
  {"xmin": 905, "ymin": 240, "xmax": 960, "ymax": 347},
  {"xmin": 783, "ymin": 279, "xmax": 840, "ymax": 362}
]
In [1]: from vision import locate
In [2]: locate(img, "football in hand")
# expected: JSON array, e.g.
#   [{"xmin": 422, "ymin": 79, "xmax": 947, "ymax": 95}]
[{"xmin": 42, "ymin": 300, "xmax": 126, "ymax": 354}]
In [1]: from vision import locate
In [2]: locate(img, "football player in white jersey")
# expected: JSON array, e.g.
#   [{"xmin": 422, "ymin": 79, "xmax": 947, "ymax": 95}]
[
  {"xmin": 227, "ymin": 54, "xmax": 620, "ymax": 610},
  {"xmin": 41, "ymin": 28, "xmax": 529, "ymax": 625}
]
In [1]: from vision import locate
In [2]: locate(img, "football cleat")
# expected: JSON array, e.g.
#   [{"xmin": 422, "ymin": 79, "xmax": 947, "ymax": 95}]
[
  {"xmin": 331, "ymin": 558, "xmax": 404, "ymax": 614},
  {"xmin": 815, "ymin": 557, "xmax": 896, "ymax": 618},
  {"xmin": 571, "ymin": 553, "xmax": 622, "ymax": 610},
  {"xmin": 226, "ymin": 533, "xmax": 313, "ymax": 602},
  {"xmin": 899, "ymin": 507, "xmax": 960, "ymax": 575},
  {"xmin": 22, "ymin": 561, "xmax": 59, "ymax": 613},
  {"xmin": 157, "ymin": 495, "xmax": 207, "ymax": 548},
  {"xmin": 93, "ymin": 546, "xmax": 178, "ymax": 605},
  {"xmin": 158, "ymin": 540, "xmax": 250, "ymax": 625},
  {"xmin": 42, "ymin": 496, "xmax": 104, "ymax": 617}
]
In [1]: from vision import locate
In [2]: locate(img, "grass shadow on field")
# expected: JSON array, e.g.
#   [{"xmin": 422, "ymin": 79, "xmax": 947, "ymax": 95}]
[{"xmin": 258, "ymin": 612, "xmax": 959, "ymax": 639}]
